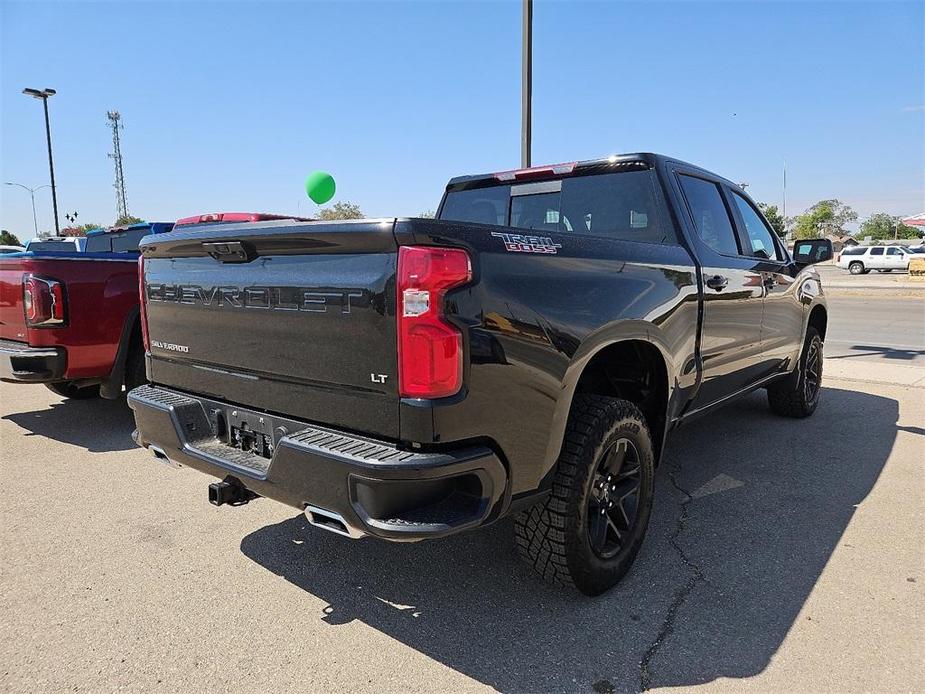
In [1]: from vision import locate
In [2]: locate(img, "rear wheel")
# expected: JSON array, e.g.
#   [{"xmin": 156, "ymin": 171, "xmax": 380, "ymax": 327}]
[
  {"xmin": 514, "ymin": 395, "xmax": 655, "ymax": 596},
  {"xmin": 848, "ymin": 262, "xmax": 864, "ymax": 275},
  {"xmin": 124, "ymin": 345, "xmax": 146, "ymax": 392},
  {"xmin": 45, "ymin": 382, "xmax": 101, "ymax": 400},
  {"xmin": 767, "ymin": 326, "xmax": 823, "ymax": 418}
]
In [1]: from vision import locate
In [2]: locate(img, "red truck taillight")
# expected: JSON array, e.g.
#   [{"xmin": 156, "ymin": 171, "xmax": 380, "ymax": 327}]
[
  {"xmin": 23, "ymin": 274, "xmax": 66, "ymax": 327},
  {"xmin": 397, "ymin": 246, "xmax": 471, "ymax": 399},
  {"xmin": 138, "ymin": 254, "xmax": 150, "ymax": 350}
]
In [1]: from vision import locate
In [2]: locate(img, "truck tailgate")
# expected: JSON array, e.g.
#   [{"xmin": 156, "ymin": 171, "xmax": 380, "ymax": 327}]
[{"xmin": 141, "ymin": 219, "xmax": 400, "ymax": 439}]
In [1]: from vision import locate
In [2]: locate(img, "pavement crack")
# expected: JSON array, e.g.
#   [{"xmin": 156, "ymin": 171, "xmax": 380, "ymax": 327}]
[{"xmin": 639, "ymin": 456, "xmax": 705, "ymax": 692}]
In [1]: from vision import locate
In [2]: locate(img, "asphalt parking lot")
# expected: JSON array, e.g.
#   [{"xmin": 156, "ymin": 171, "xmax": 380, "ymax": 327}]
[{"xmin": 1, "ymin": 300, "xmax": 923, "ymax": 693}]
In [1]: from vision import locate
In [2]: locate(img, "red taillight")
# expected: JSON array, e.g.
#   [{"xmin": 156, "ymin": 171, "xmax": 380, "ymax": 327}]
[
  {"xmin": 494, "ymin": 162, "xmax": 576, "ymax": 181},
  {"xmin": 138, "ymin": 254, "xmax": 150, "ymax": 350},
  {"xmin": 23, "ymin": 274, "xmax": 65, "ymax": 327},
  {"xmin": 397, "ymin": 246, "xmax": 472, "ymax": 399}
]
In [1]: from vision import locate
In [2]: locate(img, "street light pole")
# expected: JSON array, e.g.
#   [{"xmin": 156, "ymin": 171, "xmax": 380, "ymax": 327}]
[
  {"xmin": 4, "ymin": 182, "xmax": 51, "ymax": 236},
  {"xmin": 521, "ymin": 0, "xmax": 533, "ymax": 168},
  {"xmin": 22, "ymin": 88, "xmax": 60, "ymax": 235}
]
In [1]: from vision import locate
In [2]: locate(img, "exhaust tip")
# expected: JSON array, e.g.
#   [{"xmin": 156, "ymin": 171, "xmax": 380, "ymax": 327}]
[
  {"xmin": 304, "ymin": 505, "xmax": 364, "ymax": 539},
  {"xmin": 149, "ymin": 444, "xmax": 181, "ymax": 469}
]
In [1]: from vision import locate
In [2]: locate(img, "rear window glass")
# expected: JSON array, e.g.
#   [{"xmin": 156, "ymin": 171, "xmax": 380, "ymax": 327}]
[
  {"xmin": 439, "ymin": 185, "xmax": 509, "ymax": 226},
  {"xmin": 440, "ymin": 170, "xmax": 676, "ymax": 245},
  {"xmin": 111, "ymin": 230, "xmax": 145, "ymax": 252},
  {"xmin": 841, "ymin": 246, "xmax": 866, "ymax": 256},
  {"xmin": 26, "ymin": 240, "xmax": 78, "ymax": 252},
  {"xmin": 85, "ymin": 235, "xmax": 111, "ymax": 253}
]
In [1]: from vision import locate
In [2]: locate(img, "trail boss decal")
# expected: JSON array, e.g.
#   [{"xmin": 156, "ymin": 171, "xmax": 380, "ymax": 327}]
[{"xmin": 491, "ymin": 232, "xmax": 562, "ymax": 254}]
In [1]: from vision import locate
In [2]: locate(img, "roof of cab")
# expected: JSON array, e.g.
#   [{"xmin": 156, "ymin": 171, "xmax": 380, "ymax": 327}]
[
  {"xmin": 86, "ymin": 222, "xmax": 173, "ymax": 235},
  {"xmin": 444, "ymin": 152, "xmax": 739, "ymax": 191},
  {"xmin": 174, "ymin": 212, "xmax": 312, "ymax": 227}
]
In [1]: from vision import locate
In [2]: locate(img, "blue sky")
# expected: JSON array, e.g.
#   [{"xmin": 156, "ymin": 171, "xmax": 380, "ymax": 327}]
[{"xmin": 2, "ymin": 0, "xmax": 923, "ymax": 237}]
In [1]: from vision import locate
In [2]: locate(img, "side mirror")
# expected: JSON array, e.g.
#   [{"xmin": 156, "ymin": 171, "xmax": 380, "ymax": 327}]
[{"xmin": 793, "ymin": 239, "xmax": 833, "ymax": 267}]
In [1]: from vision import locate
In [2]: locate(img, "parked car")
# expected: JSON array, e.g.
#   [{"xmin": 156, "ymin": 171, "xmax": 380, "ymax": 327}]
[
  {"xmin": 906, "ymin": 245, "xmax": 925, "ymax": 255},
  {"xmin": 129, "ymin": 153, "xmax": 832, "ymax": 595},
  {"xmin": 836, "ymin": 244, "xmax": 911, "ymax": 274},
  {"xmin": 24, "ymin": 236, "xmax": 87, "ymax": 252},
  {"xmin": 0, "ymin": 222, "xmax": 173, "ymax": 399},
  {"xmin": 0, "ymin": 245, "xmax": 26, "ymax": 255}
]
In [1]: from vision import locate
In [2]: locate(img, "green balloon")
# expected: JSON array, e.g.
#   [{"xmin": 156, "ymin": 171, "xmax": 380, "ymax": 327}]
[{"xmin": 305, "ymin": 171, "xmax": 336, "ymax": 205}]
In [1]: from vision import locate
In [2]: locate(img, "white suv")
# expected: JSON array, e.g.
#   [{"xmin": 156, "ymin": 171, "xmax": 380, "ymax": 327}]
[{"xmin": 836, "ymin": 245, "xmax": 910, "ymax": 274}]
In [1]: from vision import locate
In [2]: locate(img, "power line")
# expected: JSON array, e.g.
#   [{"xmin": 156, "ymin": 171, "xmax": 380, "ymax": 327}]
[{"xmin": 107, "ymin": 110, "xmax": 128, "ymax": 219}]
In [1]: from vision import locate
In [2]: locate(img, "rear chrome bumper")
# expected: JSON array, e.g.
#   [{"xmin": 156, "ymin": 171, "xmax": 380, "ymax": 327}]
[
  {"xmin": 128, "ymin": 384, "xmax": 508, "ymax": 541},
  {"xmin": 0, "ymin": 339, "xmax": 65, "ymax": 383}
]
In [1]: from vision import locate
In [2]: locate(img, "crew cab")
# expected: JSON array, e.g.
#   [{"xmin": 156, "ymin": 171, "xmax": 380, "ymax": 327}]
[
  {"xmin": 129, "ymin": 153, "xmax": 832, "ymax": 595},
  {"xmin": 0, "ymin": 222, "xmax": 173, "ymax": 399}
]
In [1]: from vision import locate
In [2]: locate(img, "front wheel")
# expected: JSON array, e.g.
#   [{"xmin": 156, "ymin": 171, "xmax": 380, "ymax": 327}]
[
  {"xmin": 767, "ymin": 326, "xmax": 823, "ymax": 418},
  {"xmin": 514, "ymin": 395, "xmax": 655, "ymax": 596},
  {"xmin": 45, "ymin": 382, "xmax": 101, "ymax": 400}
]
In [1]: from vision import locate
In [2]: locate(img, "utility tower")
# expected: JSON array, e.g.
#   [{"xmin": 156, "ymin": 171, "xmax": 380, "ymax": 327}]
[{"xmin": 107, "ymin": 110, "xmax": 128, "ymax": 219}]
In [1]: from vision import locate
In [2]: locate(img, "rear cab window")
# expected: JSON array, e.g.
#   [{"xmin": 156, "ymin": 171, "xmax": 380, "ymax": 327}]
[
  {"xmin": 841, "ymin": 246, "xmax": 867, "ymax": 256},
  {"xmin": 26, "ymin": 239, "xmax": 79, "ymax": 252},
  {"xmin": 440, "ymin": 168, "xmax": 677, "ymax": 245}
]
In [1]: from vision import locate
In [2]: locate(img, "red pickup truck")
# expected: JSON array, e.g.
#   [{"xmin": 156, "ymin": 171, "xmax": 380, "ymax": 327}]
[
  {"xmin": 0, "ymin": 214, "xmax": 308, "ymax": 401},
  {"xmin": 0, "ymin": 222, "xmax": 175, "ymax": 399}
]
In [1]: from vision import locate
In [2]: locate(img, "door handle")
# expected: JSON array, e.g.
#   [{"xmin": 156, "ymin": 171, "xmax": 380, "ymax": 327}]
[{"xmin": 706, "ymin": 274, "xmax": 728, "ymax": 291}]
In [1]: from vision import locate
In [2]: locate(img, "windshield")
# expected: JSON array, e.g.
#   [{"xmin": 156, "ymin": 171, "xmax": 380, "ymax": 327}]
[{"xmin": 439, "ymin": 169, "xmax": 675, "ymax": 245}]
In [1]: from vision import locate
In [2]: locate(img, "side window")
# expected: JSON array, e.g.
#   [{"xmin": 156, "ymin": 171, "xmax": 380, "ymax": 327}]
[
  {"xmin": 870, "ymin": 247, "xmax": 885, "ymax": 256},
  {"xmin": 678, "ymin": 174, "xmax": 740, "ymax": 256},
  {"xmin": 731, "ymin": 193, "xmax": 781, "ymax": 260},
  {"xmin": 887, "ymin": 247, "xmax": 905, "ymax": 256}
]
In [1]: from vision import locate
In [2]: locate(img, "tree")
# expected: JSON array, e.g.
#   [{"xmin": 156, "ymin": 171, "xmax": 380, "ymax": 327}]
[
  {"xmin": 857, "ymin": 213, "xmax": 922, "ymax": 241},
  {"xmin": 60, "ymin": 223, "xmax": 103, "ymax": 237},
  {"xmin": 317, "ymin": 201, "xmax": 364, "ymax": 220},
  {"xmin": 0, "ymin": 230, "xmax": 22, "ymax": 246},
  {"xmin": 114, "ymin": 214, "xmax": 144, "ymax": 227},
  {"xmin": 757, "ymin": 202, "xmax": 786, "ymax": 237},
  {"xmin": 791, "ymin": 199, "xmax": 857, "ymax": 240}
]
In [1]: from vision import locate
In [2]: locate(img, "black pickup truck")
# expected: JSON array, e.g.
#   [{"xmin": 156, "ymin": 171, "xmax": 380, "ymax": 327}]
[{"xmin": 129, "ymin": 153, "xmax": 832, "ymax": 595}]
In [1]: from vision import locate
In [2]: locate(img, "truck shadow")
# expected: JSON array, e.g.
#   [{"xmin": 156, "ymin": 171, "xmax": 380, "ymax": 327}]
[
  {"xmin": 828, "ymin": 344, "xmax": 925, "ymax": 361},
  {"xmin": 239, "ymin": 386, "xmax": 897, "ymax": 693},
  {"xmin": 2, "ymin": 396, "xmax": 137, "ymax": 453}
]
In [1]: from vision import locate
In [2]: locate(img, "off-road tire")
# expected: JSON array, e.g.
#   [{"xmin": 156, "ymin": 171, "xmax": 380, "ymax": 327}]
[
  {"xmin": 45, "ymin": 382, "xmax": 101, "ymax": 399},
  {"xmin": 848, "ymin": 262, "xmax": 864, "ymax": 275},
  {"xmin": 767, "ymin": 326, "xmax": 823, "ymax": 418},
  {"xmin": 514, "ymin": 395, "xmax": 655, "ymax": 596}
]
